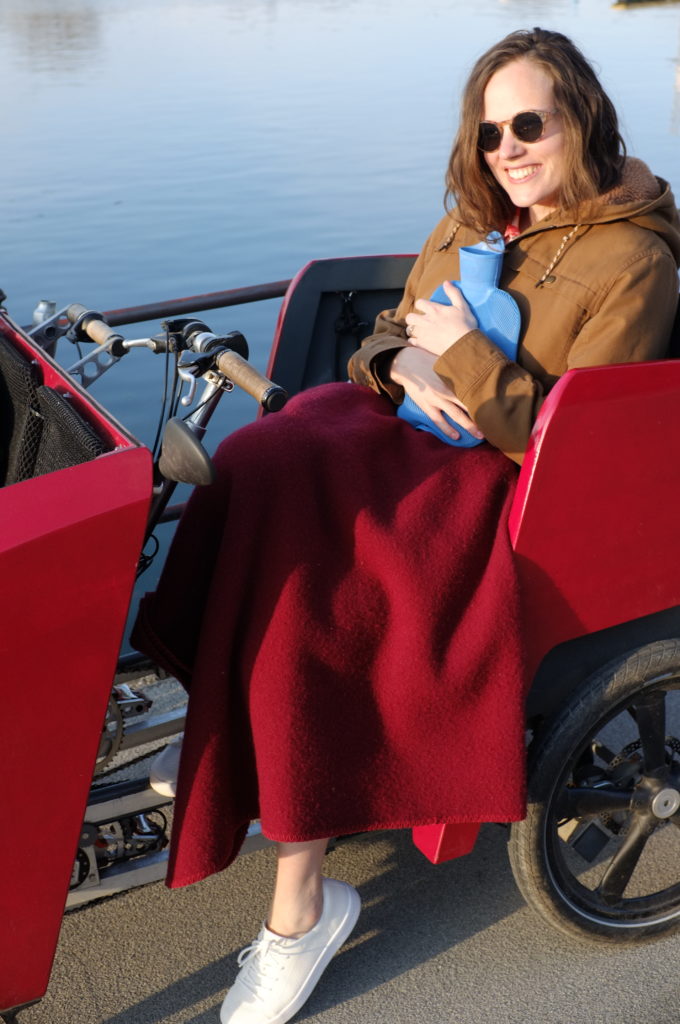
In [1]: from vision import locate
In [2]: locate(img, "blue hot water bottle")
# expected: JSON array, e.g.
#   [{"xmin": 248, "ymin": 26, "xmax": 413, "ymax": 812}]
[{"xmin": 397, "ymin": 232, "xmax": 521, "ymax": 447}]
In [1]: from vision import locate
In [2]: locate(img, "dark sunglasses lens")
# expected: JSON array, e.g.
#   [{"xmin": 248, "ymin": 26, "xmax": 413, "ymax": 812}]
[
  {"xmin": 512, "ymin": 112, "xmax": 544, "ymax": 142},
  {"xmin": 478, "ymin": 123, "xmax": 501, "ymax": 152}
]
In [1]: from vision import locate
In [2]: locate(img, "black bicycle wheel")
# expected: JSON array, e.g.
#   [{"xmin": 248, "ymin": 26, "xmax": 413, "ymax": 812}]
[{"xmin": 509, "ymin": 639, "xmax": 680, "ymax": 943}]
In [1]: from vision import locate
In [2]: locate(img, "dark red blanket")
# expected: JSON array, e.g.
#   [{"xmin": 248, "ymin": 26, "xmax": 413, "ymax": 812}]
[{"xmin": 133, "ymin": 383, "xmax": 527, "ymax": 888}]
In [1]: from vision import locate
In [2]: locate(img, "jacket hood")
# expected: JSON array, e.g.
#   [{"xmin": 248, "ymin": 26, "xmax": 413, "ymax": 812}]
[
  {"xmin": 523, "ymin": 157, "xmax": 680, "ymax": 267},
  {"xmin": 595, "ymin": 157, "xmax": 680, "ymax": 265}
]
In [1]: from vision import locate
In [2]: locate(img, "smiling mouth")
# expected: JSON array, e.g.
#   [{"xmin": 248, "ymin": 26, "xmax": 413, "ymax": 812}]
[{"xmin": 506, "ymin": 165, "xmax": 540, "ymax": 182}]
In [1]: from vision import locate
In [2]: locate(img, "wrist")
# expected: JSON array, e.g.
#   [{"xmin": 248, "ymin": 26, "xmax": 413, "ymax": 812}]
[{"xmin": 386, "ymin": 347, "xmax": 407, "ymax": 385}]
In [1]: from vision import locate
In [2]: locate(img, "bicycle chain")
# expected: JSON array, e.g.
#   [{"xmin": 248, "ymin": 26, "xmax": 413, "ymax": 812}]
[{"xmin": 91, "ymin": 745, "xmax": 165, "ymax": 789}]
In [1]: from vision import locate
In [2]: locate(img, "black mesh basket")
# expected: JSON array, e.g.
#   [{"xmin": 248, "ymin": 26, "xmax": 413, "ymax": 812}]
[
  {"xmin": 0, "ymin": 339, "xmax": 43, "ymax": 485},
  {"xmin": 32, "ymin": 386, "xmax": 106, "ymax": 478}
]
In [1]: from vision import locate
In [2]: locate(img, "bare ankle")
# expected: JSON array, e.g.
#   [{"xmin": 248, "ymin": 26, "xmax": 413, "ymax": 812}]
[
  {"xmin": 267, "ymin": 838, "xmax": 328, "ymax": 937},
  {"xmin": 268, "ymin": 879, "xmax": 323, "ymax": 938}
]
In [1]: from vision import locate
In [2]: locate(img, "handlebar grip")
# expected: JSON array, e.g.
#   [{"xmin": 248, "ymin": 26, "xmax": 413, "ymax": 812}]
[
  {"xmin": 66, "ymin": 303, "xmax": 89, "ymax": 324},
  {"xmin": 215, "ymin": 350, "xmax": 287, "ymax": 412},
  {"xmin": 66, "ymin": 303, "xmax": 124, "ymax": 349}
]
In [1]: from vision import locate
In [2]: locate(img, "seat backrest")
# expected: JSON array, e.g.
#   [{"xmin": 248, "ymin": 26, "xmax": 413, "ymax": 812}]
[
  {"xmin": 511, "ymin": 358, "xmax": 680, "ymax": 675},
  {"xmin": 267, "ymin": 255, "xmax": 416, "ymax": 396}
]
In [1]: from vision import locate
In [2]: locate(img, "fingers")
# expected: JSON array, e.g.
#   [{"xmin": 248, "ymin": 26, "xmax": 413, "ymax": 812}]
[
  {"xmin": 413, "ymin": 283, "xmax": 465, "ymax": 315},
  {"xmin": 442, "ymin": 403, "xmax": 485, "ymax": 439},
  {"xmin": 418, "ymin": 405, "xmax": 484, "ymax": 442},
  {"xmin": 405, "ymin": 392, "xmax": 484, "ymax": 442},
  {"xmin": 430, "ymin": 399, "xmax": 483, "ymax": 440},
  {"xmin": 427, "ymin": 407, "xmax": 462, "ymax": 441},
  {"xmin": 405, "ymin": 310, "xmax": 424, "ymax": 338},
  {"xmin": 405, "ymin": 286, "xmax": 477, "ymax": 357},
  {"xmin": 441, "ymin": 280, "xmax": 464, "ymax": 307}
]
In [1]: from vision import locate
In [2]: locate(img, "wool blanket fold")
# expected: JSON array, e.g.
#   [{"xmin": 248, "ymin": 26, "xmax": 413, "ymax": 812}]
[{"xmin": 132, "ymin": 382, "xmax": 528, "ymax": 889}]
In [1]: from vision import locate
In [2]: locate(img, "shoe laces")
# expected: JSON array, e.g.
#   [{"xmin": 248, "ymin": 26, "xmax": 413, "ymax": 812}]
[{"xmin": 236, "ymin": 934, "xmax": 287, "ymax": 997}]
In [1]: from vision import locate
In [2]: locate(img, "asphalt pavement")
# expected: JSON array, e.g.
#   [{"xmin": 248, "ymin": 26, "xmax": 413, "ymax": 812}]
[{"xmin": 18, "ymin": 823, "xmax": 680, "ymax": 1024}]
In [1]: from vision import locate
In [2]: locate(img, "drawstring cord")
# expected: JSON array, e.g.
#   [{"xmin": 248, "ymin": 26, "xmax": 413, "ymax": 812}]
[
  {"xmin": 435, "ymin": 223, "xmax": 461, "ymax": 251},
  {"xmin": 535, "ymin": 225, "xmax": 581, "ymax": 287}
]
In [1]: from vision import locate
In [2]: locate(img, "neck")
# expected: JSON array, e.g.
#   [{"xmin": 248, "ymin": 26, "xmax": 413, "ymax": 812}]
[{"xmin": 525, "ymin": 201, "xmax": 559, "ymax": 227}]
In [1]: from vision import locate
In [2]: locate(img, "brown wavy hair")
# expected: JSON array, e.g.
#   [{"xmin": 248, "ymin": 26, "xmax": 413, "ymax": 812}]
[{"xmin": 446, "ymin": 28, "xmax": 626, "ymax": 233}]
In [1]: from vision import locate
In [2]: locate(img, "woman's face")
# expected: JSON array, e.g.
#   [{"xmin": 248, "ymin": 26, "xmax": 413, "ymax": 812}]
[{"xmin": 482, "ymin": 58, "xmax": 566, "ymax": 225}]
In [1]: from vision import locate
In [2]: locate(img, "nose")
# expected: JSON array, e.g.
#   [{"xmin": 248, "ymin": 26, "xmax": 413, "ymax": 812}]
[{"xmin": 497, "ymin": 126, "xmax": 525, "ymax": 159}]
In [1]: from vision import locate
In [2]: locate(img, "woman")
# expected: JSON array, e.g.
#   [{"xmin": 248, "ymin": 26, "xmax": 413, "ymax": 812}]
[
  {"xmin": 135, "ymin": 27, "xmax": 680, "ymax": 1024},
  {"xmin": 351, "ymin": 36, "xmax": 679, "ymax": 462}
]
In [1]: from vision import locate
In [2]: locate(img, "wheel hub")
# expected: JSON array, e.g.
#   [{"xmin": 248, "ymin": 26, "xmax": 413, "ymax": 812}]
[
  {"xmin": 631, "ymin": 766, "xmax": 680, "ymax": 821},
  {"xmin": 651, "ymin": 787, "xmax": 680, "ymax": 819}
]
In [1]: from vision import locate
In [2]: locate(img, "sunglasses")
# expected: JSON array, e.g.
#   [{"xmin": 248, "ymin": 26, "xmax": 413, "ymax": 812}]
[{"xmin": 478, "ymin": 109, "xmax": 557, "ymax": 153}]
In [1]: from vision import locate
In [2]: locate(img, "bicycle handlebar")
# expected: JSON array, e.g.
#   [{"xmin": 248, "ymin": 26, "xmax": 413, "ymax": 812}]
[
  {"xmin": 65, "ymin": 304, "xmax": 287, "ymax": 412},
  {"xmin": 66, "ymin": 303, "xmax": 126, "ymax": 353},
  {"xmin": 215, "ymin": 349, "xmax": 287, "ymax": 412},
  {"xmin": 59, "ymin": 304, "xmax": 288, "ymax": 535}
]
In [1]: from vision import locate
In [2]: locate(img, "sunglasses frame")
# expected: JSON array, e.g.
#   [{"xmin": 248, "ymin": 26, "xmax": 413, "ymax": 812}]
[{"xmin": 477, "ymin": 109, "xmax": 558, "ymax": 153}]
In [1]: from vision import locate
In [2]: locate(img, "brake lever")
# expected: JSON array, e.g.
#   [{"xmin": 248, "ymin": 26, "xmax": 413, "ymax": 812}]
[
  {"xmin": 177, "ymin": 352, "xmax": 216, "ymax": 407},
  {"xmin": 178, "ymin": 368, "xmax": 197, "ymax": 407}
]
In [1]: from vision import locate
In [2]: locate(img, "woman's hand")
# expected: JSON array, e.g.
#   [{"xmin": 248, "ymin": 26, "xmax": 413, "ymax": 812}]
[
  {"xmin": 405, "ymin": 281, "xmax": 477, "ymax": 358},
  {"xmin": 389, "ymin": 346, "xmax": 484, "ymax": 442}
]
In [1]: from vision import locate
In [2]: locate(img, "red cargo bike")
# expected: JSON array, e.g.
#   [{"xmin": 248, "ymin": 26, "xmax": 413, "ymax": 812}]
[{"xmin": 1, "ymin": 255, "xmax": 679, "ymax": 1021}]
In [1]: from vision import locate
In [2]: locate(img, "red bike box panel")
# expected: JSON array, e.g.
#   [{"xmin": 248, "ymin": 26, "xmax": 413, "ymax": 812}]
[{"xmin": 0, "ymin": 313, "xmax": 152, "ymax": 1015}]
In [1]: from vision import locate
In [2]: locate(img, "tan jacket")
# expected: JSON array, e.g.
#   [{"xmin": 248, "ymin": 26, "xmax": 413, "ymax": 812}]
[{"xmin": 348, "ymin": 158, "xmax": 680, "ymax": 464}]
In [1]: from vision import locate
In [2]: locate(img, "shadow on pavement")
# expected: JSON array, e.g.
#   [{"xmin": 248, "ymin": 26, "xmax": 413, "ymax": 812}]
[{"xmin": 96, "ymin": 823, "xmax": 523, "ymax": 1024}]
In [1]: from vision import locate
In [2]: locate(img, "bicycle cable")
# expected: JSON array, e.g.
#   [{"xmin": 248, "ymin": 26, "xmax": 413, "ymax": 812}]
[
  {"xmin": 136, "ymin": 532, "xmax": 159, "ymax": 579},
  {"xmin": 150, "ymin": 324, "xmax": 172, "ymax": 461}
]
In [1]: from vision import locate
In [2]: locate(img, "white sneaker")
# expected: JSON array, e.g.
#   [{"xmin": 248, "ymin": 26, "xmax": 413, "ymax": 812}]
[
  {"xmin": 149, "ymin": 734, "xmax": 183, "ymax": 797},
  {"xmin": 220, "ymin": 878, "xmax": 361, "ymax": 1024}
]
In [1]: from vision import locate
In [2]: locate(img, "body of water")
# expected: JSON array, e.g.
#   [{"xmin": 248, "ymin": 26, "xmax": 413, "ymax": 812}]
[
  {"xmin": 1, "ymin": 0, "xmax": 679, "ymax": 611},
  {"xmin": 1, "ymin": 0, "xmax": 678, "ymax": 438}
]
